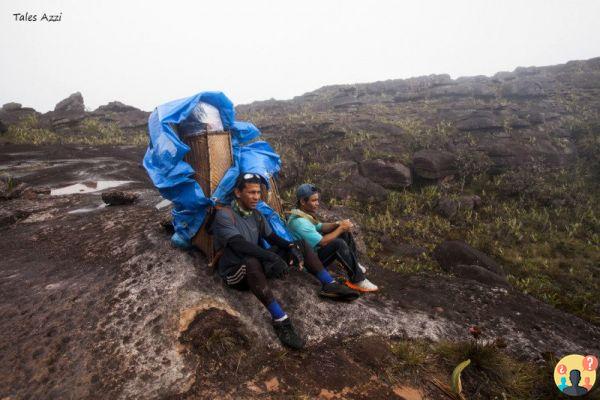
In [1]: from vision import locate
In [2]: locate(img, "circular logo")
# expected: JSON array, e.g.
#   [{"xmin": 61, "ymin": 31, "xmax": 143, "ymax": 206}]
[{"xmin": 554, "ymin": 354, "xmax": 598, "ymax": 397}]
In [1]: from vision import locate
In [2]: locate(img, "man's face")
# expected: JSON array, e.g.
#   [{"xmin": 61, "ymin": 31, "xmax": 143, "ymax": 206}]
[
  {"xmin": 301, "ymin": 193, "xmax": 320, "ymax": 213},
  {"xmin": 235, "ymin": 182, "xmax": 261, "ymax": 210}
]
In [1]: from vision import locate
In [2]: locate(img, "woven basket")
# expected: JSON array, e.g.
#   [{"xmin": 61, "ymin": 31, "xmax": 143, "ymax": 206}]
[
  {"xmin": 262, "ymin": 176, "xmax": 284, "ymax": 215},
  {"xmin": 182, "ymin": 131, "xmax": 233, "ymax": 261},
  {"xmin": 180, "ymin": 129, "xmax": 285, "ymax": 263}
]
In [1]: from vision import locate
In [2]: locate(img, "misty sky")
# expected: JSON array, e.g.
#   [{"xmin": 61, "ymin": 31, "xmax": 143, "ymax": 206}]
[{"xmin": 1, "ymin": 0, "xmax": 599, "ymax": 112}]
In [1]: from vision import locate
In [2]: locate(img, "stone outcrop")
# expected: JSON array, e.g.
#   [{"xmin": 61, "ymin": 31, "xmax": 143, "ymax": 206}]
[
  {"xmin": 101, "ymin": 190, "xmax": 139, "ymax": 205},
  {"xmin": 49, "ymin": 92, "xmax": 87, "ymax": 129},
  {"xmin": 0, "ymin": 94, "xmax": 150, "ymax": 136},
  {"xmin": 92, "ymin": 101, "xmax": 150, "ymax": 130},
  {"xmin": 432, "ymin": 240, "xmax": 505, "ymax": 277},
  {"xmin": 412, "ymin": 149, "xmax": 458, "ymax": 180},
  {"xmin": 0, "ymin": 102, "xmax": 41, "ymax": 128},
  {"xmin": 435, "ymin": 195, "xmax": 481, "ymax": 219},
  {"xmin": 358, "ymin": 159, "xmax": 412, "ymax": 189}
]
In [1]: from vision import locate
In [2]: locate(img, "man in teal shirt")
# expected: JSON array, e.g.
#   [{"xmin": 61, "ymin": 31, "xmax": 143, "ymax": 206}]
[{"xmin": 287, "ymin": 183, "xmax": 378, "ymax": 292}]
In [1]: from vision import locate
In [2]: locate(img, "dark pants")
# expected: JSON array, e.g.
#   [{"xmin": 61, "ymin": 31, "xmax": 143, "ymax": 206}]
[
  {"xmin": 317, "ymin": 232, "xmax": 365, "ymax": 283},
  {"xmin": 226, "ymin": 240, "xmax": 324, "ymax": 307}
]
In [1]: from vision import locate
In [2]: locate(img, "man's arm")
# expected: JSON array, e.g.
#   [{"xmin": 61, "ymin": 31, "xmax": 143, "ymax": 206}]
[
  {"xmin": 320, "ymin": 222, "xmax": 339, "ymax": 234},
  {"xmin": 265, "ymin": 232, "xmax": 293, "ymax": 248},
  {"xmin": 227, "ymin": 235, "xmax": 280, "ymax": 262},
  {"xmin": 318, "ymin": 220, "xmax": 353, "ymax": 247},
  {"xmin": 212, "ymin": 209, "xmax": 279, "ymax": 262}
]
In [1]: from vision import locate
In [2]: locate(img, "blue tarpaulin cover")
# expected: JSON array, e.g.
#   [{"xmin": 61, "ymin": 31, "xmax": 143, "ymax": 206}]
[{"xmin": 143, "ymin": 91, "xmax": 293, "ymax": 248}]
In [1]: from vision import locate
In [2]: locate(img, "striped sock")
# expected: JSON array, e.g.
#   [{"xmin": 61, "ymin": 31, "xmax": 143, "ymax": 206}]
[
  {"xmin": 266, "ymin": 300, "xmax": 287, "ymax": 321},
  {"xmin": 315, "ymin": 268, "xmax": 335, "ymax": 285}
]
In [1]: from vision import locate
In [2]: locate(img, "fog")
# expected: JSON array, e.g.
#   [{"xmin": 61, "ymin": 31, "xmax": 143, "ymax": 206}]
[{"xmin": 1, "ymin": 0, "xmax": 599, "ymax": 111}]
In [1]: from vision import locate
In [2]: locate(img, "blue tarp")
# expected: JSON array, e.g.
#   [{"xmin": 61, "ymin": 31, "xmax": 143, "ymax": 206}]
[{"xmin": 143, "ymin": 91, "xmax": 292, "ymax": 248}]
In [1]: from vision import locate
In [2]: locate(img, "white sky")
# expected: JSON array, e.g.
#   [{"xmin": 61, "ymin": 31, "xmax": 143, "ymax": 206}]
[{"xmin": 1, "ymin": 0, "xmax": 599, "ymax": 112}]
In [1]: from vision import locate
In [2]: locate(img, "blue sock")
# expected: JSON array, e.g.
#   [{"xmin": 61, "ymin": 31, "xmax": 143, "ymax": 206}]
[
  {"xmin": 266, "ymin": 300, "xmax": 286, "ymax": 320},
  {"xmin": 315, "ymin": 268, "xmax": 335, "ymax": 285}
]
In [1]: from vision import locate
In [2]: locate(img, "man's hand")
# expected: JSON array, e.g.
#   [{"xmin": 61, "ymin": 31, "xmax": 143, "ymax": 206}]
[
  {"xmin": 337, "ymin": 219, "xmax": 354, "ymax": 232},
  {"xmin": 289, "ymin": 244, "xmax": 304, "ymax": 271},
  {"xmin": 265, "ymin": 256, "xmax": 289, "ymax": 279}
]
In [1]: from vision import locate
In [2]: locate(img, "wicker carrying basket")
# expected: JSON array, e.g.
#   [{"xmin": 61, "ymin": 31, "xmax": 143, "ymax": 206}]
[
  {"xmin": 183, "ymin": 131, "xmax": 233, "ymax": 262},
  {"xmin": 181, "ymin": 131, "xmax": 284, "ymax": 263}
]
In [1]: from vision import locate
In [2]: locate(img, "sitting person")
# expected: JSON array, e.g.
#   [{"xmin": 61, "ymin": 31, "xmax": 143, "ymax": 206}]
[
  {"xmin": 210, "ymin": 173, "xmax": 359, "ymax": 350},
  {"xmin": 287, "ymin": 183, "xmax": 378, "ymax": 292}
]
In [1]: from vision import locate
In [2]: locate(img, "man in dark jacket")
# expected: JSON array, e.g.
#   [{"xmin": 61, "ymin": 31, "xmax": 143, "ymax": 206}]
[{"xmin": 211, "ymin": 173, "xmax": 359, "ymax": 349}]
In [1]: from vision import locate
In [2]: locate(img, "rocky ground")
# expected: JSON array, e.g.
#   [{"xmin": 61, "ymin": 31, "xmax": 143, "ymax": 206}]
[
  {"xmin": 0, "ymin": 143, "xmax": 598, "ymax": 399},
  {"xmin": 1, "ymin": 57, "xmax": 599, "ymax": 399}
]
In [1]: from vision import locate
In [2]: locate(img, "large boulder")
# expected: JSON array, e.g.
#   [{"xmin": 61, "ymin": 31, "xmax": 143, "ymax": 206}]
[
  {"xmin": 477, "ymin": 140, "xmax": 534, "ymax": 171},
  {"xmin": 2, "ymin": 102, "xmax": 22, "ymax": 111},
  {"xmin": 92, "ymin": 101, "xmax": 150, "ymax": 130},
  {"xmin": 501, "ymin": 79, "xmax": 545, "ymax": 98},
  {"xmin": 51, "ymin": 92, "xmax": 86, "ymax": 128},
  {"xmin": 452, "ymin": 264, "xmax": 510, "ymax": 287},
  {"xmin": 54, "ymin": 92, "xmax": 85, "ymax": 114},
  {"xmin": 359, "ymin": 159, "xmax": 412, "ymax": 189},
  {"xmin": 95, "ymin": 101, "xmax": 139, "ymax": 113},
  {"xmin": 101, "ymin": 190, "xmax": 139, "ymax": 206},
  {"xmin": 0, "ymin": 103, "xmax": 41, "ymax": 127},
  {"xmin": 327, "ymin": 173, "xmax": 388, "ymax": 204},
  {"xmin": 456, "ymin": 110, "xmax": 503, "ymax": 131},
  {"xmin": 435, "ymin": 195, "xmax": 481, "ymax": 219},
  {"xmin": 428, "ymin": 82, "xmax": 495, "ymax": 99},
  {"xmin": 433, "ymin": 240, "xmax": 505, "ymax": 276},
  {"xmin": 332, "ymin": 96, "xmax": 364, "ymax": 110},
  {"xmin": 326, "ymin": 161, "xmax": 359, "ymax": 180},
  {"xmin": 412, "ymin": 149, "xmax": 457, "ymax": 180}
]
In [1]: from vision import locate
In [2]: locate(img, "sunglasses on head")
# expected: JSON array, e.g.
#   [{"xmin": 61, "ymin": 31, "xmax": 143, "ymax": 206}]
[{"xmin": 242, "ymin": 173, "xmax": 261, "ymax": 180}]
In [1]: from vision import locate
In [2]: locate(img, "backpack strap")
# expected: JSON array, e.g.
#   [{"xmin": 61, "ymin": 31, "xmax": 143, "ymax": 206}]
[
  {"xmin": 206, "ymin": 205, "xmax": 236, "ymax": 269},
  {"xmin": 205, "ymin": 204, "xmax": 236, "ymax": 235},
  {"xmin": 252, "ymin": 209, "xmax": 267, "ymax": 238}
]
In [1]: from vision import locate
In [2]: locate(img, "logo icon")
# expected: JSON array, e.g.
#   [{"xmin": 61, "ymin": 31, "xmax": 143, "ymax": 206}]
[{"xmin": 554, "ymin": 354, "xmax": 598, "ymax": 396}]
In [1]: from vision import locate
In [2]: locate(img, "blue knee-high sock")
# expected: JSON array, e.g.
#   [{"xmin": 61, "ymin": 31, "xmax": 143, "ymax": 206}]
[
  {"xmin": 266, "ymin": 300, "xmax": 287, "ymax": 320},
  {"xmin": 315, "ymin": 268, "xmax": 335, "ymax": 285}
]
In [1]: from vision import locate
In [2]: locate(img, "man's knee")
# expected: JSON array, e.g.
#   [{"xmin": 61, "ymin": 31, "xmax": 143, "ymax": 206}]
[
  {"xmin": 332, "ymin": 238, "xmax": 348, "ymax": 250},
  {"xmin": 297, "ymin": 239, "xmax": 311, "ymax": 255},
  {"xmin": 333, "ymin": 239, "xmax": 353, "ymax": 257},
  {"xmin": 244, "ymin": 257, "xmax": 263, "ymax": 272}
]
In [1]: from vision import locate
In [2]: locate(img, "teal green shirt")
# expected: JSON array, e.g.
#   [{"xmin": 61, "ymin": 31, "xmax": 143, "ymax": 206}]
[{"xmin": 287, "ymin": 216, "xmax": 323, "ymax": 251}]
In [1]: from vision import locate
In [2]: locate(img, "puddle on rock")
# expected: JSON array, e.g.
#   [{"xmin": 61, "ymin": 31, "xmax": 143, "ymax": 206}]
[
  {"xmin": 67, "ymin": 203, "xmax": 108, "ymax": 214},
  {"xmin": 155, "ymin": 199, "xmax": 172, "ymax": 209},
  {"xmin": 51, "ymin": 180, "xmax": 133, "ymax": 196}
]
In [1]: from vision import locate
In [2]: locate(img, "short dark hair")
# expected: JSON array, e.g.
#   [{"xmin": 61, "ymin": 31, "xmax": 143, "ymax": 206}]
[
  {"xmin": 297, "ymin": 193, "xmax": 318, "ymax": 208},
  {"xmin": 235, "ymin": 173, "xmax": 263, "ymax": 191}
]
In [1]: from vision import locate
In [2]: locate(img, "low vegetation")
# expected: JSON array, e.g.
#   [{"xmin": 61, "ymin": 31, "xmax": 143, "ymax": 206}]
[{"xmin": 4, "ymin": 115, "xmax": 148, "ymax": 146}]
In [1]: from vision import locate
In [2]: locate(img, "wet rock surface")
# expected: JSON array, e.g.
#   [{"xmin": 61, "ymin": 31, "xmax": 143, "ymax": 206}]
[{"xmin": 0, "ymin": 144, "xmax": 599, "ymax": 399}]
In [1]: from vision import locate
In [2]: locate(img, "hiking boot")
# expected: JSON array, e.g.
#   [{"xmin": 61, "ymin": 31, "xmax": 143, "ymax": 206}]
[
  {"xmin": 345, "ymin": 278, "xmax": 379, "ymax": 293},
  {"xmin": 319, "ymin": 281, "xmax": 360, "ymax": 301},
  {"xmin": 273, "ymin": 318, "xmax": 305, "ymax": 350}
]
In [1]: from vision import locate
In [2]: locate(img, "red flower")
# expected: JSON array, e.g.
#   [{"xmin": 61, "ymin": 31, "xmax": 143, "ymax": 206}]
[{"xmin": 468, "ymin": 325, "xmax": 482, "ymax": 339}]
